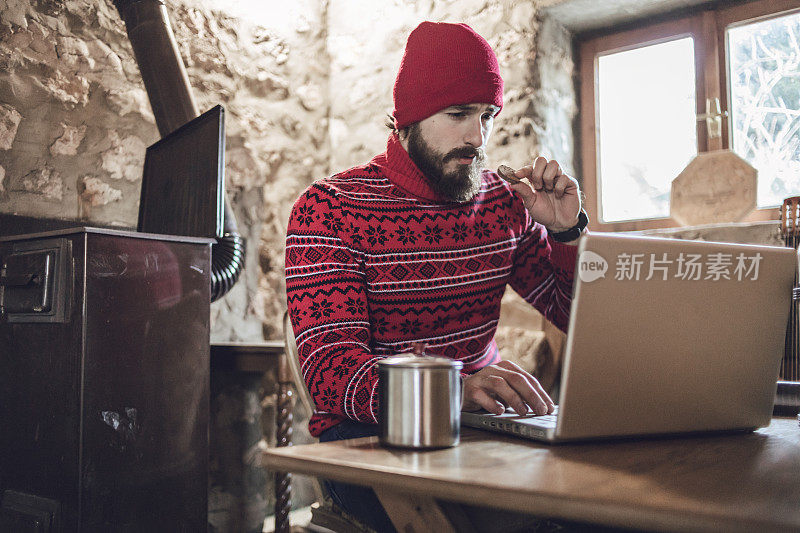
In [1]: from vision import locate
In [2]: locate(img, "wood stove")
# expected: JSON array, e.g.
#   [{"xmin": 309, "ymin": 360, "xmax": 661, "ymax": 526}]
[{"xmin": 0, "ymin": 226, "xmax": 212, "ymax": 531}]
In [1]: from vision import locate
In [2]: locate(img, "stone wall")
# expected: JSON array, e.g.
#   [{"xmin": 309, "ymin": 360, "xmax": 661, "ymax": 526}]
[
  {"xmin": 0, "ymin": 0, "xmax": 155, "ymax": 224},
  {"xmin": 0, "ymin": 0, "xmax": 329, "ymax": 343},
  {"xmin": 172, "ymin": 0, "xmax": 331, "ymax": 342}
]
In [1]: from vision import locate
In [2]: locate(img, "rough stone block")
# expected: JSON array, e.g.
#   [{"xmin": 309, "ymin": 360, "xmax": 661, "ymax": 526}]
[
  {"xmin": 86, "ymin": 39, "xmax": 123, "ymax": 74},
  {"xmin": 39, "ymin": 14, "xmax": 67, "ymax": 33},
  {"xmin": 7, "ymin": 28, "xmax": 33, "ymax": 50},
  {"xmin": 56, "ymin": 35, "xmax": 94, "ymax": 70},
  {"xmin": 41, "ymin": 70, "xmax": 90, "ymax": 106},
  {"xmin": 80, "ymin": 175, "xmax": 122, "ymax": 206},
  {"xmin": 100, "ymin": 131, "xmax": 146, "ymax": 181},
  {"xmin": 296, "ymin": 83, "xmax": 323, "ymax": 111},
  {"xmin": 244, "ymin": 71, "xmax": 289, "ymax": 99},
  {"xmin": 0, "ymin": 103, "xmax": 22, "ymax": 150},
  {"xmin": 106, "ymin": 87, "xmax": 154, "ymax": 121},
  {"xmin": 50, "ymin": 123, "xmax": 87, "ymax": 156},
  {"xmin": 19, "ymin": 20, "xmax": 59, "ymax": 64},
  {"xmin": 671, "ymin": 150, "xmax": 757, "ymax": 226},
  {"xmin": 227, "ymin": 147, "xmax": 263, "ymax": 190},
  {"xmin": 62, "ymin": 0, "xmax": 94, "ymax": 20},
  {"xmin": 0, "ymin": 164, "xmax": 5, "ymax": 192},
  {"xmin": 20, "ymin": 166, "xmax": 63, "ymax": 200},
  {"xmin": 0, "ymin": 1, "xmax": 28, "ymax": 28}
]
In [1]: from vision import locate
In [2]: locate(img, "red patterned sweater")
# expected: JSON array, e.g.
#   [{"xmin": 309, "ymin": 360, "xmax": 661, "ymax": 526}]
[{"xmin": 285, "ymin": 134, "xmax": 577, "ymax": 436}]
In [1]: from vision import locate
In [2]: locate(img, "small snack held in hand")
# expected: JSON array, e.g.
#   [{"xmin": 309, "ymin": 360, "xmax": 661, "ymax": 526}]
[{"xmin": 497, "ymin": 165, "xmax": 522, "ymax": 184}]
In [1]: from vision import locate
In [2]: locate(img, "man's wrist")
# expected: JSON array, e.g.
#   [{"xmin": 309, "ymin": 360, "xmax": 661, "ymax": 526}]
[
  {"xmin": 548, "ymin": 210, "xmax": 589, "ymax": 243},
  {"xmin": 546, "ymin": 218, "xmax": 579, "ymax": 234}
]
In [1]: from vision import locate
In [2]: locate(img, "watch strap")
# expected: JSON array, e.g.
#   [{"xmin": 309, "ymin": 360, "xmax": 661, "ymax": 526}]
[{"xmin": 548, "ymin": 209, "xmax": 589, "ymax": 243}]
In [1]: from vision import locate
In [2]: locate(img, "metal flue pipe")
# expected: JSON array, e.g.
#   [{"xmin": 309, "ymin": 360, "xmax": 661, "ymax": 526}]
[
  {"xmin": 114, "ymin": 0, "xmax": 198, "ymax": 137},
  {"xmin": 113, "ymin": 0, "xmax": 245, "ymax": 302}
]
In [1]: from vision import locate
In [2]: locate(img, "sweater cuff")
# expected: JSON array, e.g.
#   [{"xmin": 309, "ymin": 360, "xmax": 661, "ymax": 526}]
[{"xmin": 548, "ymin": 237, "xmax": 579, "ymax": 272}]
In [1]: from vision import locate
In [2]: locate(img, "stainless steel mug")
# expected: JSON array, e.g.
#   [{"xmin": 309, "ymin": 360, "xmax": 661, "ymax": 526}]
[{"xmin": 377, "ymin": 355, "xmax": 463, "ymax": 449}]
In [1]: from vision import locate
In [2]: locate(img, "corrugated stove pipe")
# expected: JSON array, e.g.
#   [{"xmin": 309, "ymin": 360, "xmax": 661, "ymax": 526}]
[{"xmin": 113, "ymin": 0, "xmax": 244, "ymax": 302}]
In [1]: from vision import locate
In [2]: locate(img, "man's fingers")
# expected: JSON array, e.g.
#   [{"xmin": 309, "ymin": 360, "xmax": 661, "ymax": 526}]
[
  {"xmin": 504, "ymin": 157, "xmax": 582, "ymax": 235},
  {"xmin": 553, "ymin": 175, "xmax": 569, "ymax": 199},
  {"xmin": 485, "ymin": 375, "xmax": 528, "ymax": 415},
  {"xmin": 496, "ymin": 369, "xmax": 550, "ymax": 415},
  {"xmin": 464, "ymin": 362, "xmax": 555, "ymax": 416},
  {"xmin": 553, "ymin": 174, "xmax": 578, "ymax": 201},
  {"xmin": 515, "ymin": 157, "xmax": 566, "ymax": 193},
  {"xmin": 530, "ymin": 157, "xmax": 547, "ymax": 190},
  {"xmin": 483, "ymin": 367, "xmax": 546, "ymax": 415},
  {"xmin": 495, "ymin": 361, "xmax": 554, "ymax": 414},
  {"xmin": 495, "ymin": 359, "xmax": 523, "ymax": 371},
  {"xmin": 509, "ymin": 182, "xmax": 537, "ymax": 211},
  {"xmin": 466, "ymin": 388, "xmax": 506, "ymax": 415},
  {"xmin": 525, "ymin": 375, "xmax": 555, "ymax": 413},
  {"xmin": 542, "ymin": 161, "xmax": 561, "ymax": 191}
]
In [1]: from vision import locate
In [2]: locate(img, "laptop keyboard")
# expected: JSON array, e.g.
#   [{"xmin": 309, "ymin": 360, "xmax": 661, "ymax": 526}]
[{"xmin": 483, "ymin": 406, "xmax": 558, "ymax": 429}]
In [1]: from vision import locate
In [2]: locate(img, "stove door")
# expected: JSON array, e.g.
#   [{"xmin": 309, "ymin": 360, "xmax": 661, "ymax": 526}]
[{"xmin": 0, "ymin": 238, "xmax": 72, "ymax": 323}]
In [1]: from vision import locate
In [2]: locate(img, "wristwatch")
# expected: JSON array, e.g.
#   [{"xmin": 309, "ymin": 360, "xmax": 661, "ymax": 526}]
[{"xmin": 548, "ymin": 209, "xmax": 589, "ymax": 243}]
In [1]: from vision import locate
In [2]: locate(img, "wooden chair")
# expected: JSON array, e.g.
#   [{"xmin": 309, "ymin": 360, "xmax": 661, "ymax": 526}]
[
  {"xmin": 273, "ymin": 311, "xmax": 307, "ymax": 533},
  {"xmin": 277, "ymin": 312, "xmax": 375, "ymax": 533},
  {"xmin": 282, "ymin": 311, "xmax": 316, "ymax": 417}
]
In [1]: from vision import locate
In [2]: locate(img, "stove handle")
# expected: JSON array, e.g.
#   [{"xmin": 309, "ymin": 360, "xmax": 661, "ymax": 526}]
[{"xmin": 0, "ymin": 273, "xmax": 40, "ymax": 287}]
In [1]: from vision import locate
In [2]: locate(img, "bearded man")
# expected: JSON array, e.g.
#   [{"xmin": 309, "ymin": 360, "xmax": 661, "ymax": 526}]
[{"xmin": 285, "ymin": 20, "xmax": 587, "ymax": 531}]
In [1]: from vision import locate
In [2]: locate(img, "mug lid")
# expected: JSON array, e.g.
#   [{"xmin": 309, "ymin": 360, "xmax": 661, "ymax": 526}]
[{"xmin": 377, "ymin": 355, "xmax": 463, "ymax": 370}]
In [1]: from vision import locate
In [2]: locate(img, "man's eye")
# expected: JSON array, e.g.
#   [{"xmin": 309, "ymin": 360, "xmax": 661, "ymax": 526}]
[
  {"xmin": 482, "ymin": 113, "xmax": 494, "ymax": 121},
  {"xmin": 448, "ymin": 112, "xmax": 466, "ymax": 119}
]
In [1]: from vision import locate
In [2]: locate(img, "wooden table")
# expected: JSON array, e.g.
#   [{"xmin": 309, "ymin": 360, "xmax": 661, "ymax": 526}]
[{"xmin": 263, "ymin": 417, "xmax": 800, "ymax": 532}]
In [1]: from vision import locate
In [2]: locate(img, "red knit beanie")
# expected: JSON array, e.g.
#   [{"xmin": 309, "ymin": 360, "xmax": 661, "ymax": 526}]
[{"xmin": 392, "ymin": 21, "xmax": 504, "ymax": 130}]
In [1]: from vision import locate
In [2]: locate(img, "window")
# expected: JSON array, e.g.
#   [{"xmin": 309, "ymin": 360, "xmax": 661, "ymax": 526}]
[
  {"xmin": 579, "ymin": 0, "xmax": 800, "ymax": 231},
  {"xmin": 597, "ymin": 37, "xmax": 698, "ymax": 222},
  {"xmin": 728, "ymin": 12, "xmax": 800, "ymax": 209}
]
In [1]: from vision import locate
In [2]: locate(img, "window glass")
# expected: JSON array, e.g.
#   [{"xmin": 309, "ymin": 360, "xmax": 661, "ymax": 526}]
[
  {"xmin": 597, "ymin": 37, "xmax": 697, "ymax": 222},
  {"xmin": 728, "ymin": 11, "xmax": 800, "ymax": 208}
]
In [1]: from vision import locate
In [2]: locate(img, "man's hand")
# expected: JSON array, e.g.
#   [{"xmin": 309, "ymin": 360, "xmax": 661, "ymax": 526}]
[
  {"xmin": 462, "ymin": 360, "xmax": 555, "ymax": 416},
  {"xmin": 506, "ymin": 157, "xmax": 582, "ymax": 233}
]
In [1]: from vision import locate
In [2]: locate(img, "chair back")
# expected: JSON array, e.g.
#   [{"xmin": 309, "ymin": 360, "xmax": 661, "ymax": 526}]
[{"xmin": 282, "ymin": 311, "xmax": 315, "ymax": 417}]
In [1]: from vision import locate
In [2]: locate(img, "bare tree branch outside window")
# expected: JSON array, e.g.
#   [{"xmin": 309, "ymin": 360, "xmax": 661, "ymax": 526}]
[{"xmin": 729, "ymin": 11, "xmax": 800, "ymax": 208}]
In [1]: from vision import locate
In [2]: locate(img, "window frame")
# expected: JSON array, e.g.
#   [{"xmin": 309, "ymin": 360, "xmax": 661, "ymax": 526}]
[{"xmin": 579, "ymin": 0, "xmax": 800, "ymax": 232}]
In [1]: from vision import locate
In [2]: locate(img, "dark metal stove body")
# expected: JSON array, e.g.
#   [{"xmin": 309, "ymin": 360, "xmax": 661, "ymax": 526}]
[{"xmin": 0, "ymin": 226, "xmax": 212, "ymax": 532}]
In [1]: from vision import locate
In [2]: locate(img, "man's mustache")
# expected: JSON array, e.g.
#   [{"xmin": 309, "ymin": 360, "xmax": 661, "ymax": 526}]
[{"xmin": 443, "ymin": 146, "xmax": 484, "ymax": 162}]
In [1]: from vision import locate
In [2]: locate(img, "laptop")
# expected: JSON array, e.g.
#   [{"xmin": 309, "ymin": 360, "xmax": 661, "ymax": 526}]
[
  {"xmin": 138, "ymin": 104, "xmax": 225, "ymax": 239},
  {"xmin": 462, "ymin": 232, "xmax": 797, "ymax": 443}
]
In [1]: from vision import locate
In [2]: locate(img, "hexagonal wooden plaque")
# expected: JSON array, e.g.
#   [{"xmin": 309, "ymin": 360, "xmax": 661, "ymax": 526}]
[{"xmin": 670, "ymin": 150, "xmax": 757, "ymax": 226}]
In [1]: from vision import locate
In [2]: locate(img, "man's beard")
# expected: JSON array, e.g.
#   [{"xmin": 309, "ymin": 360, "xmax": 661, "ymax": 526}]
[{"xmin": 406, "ymin": 124, "xmax": 486, "ymax": 203}]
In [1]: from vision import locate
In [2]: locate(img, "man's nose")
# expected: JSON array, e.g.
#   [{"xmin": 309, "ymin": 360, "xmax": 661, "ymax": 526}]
[{"xmin": 463, "ymin": 117, "xmax": 486, "ymax": 148}]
